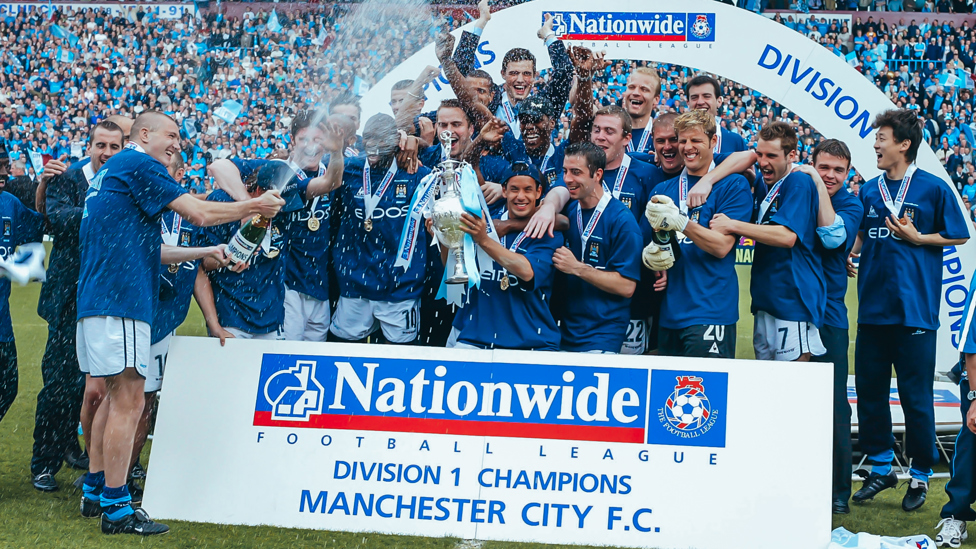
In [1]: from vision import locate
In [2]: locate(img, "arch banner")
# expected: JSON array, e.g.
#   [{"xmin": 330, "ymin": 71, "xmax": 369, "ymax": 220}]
[{"xmin": 361, "ymin": 0, "xmax": 975, "ymax": 370}]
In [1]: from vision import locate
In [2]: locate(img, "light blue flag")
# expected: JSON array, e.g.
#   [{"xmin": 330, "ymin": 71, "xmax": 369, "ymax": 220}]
[
  {"xmin": 28, "ymin": 150, "xmax": 44, "ymax": 175},
  {"xmin": 213, "ymin": 100, "xmax": 244, "ymax": 124},
  {"xmin": 267, "ymin": 10, "xmax": 282, "ymax": 33}
]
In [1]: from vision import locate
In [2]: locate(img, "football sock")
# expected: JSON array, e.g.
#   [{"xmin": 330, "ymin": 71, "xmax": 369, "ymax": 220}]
[
  {"xmin": 100, "ymin": 484, "xmax": 134, "ymax": 521},
  {"xmin": 82, "ymin": 471, "xmax": 105, "ymax": 502},
  {"xmin": 909, "ymin": 467, "xmax": 932, "ymax": 483},
  {"xmin": 869, "ymin": 449, "xmax": 894, "ymax": 476}
]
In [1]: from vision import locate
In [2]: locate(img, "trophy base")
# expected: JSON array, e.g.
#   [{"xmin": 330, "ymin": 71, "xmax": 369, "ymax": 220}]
[{"xmin": 445, "ymin": 275, "xmax": 469, "ymax": 285}]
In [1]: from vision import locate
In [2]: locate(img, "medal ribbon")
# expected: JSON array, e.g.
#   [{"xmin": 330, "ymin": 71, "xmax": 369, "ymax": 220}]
[
  {"xmin": 626, "ymin": 127, "xmax": 652, "ymax": 153},
  {"xmin": 578, "ymin": 192, "xmax": 612, "ymax": 254},
  {"xmin": 601, "ymin": 154, "xmax": 631, "ymax": 199},
  {"xmin": 498, "ymin": 93, "xmax": 521, "ymax": 140},
  {"xmin": 499, "ymin": 230, "xmax": 529, "ymax": 287},
  {"xmin": 160, "ymin": 213, "xmax": 182, "ymax": 247},
  {"xmin": 756, "ymin": 167, "xmax": 793, "ymax": 225},
  {"xmin": 362, "ymin": 160, "xmax": 398, "ymax": 225},
  {"xmin": 540, "ymin": 144, "xmax": 556, "ymax": 176},
  {"xmin": 678, "ymin": 161, "xmax": 715, "ymax": 215},
  {"xmin": 878, "ymin": 163, "xmax": 917, "ymax": 217},
  {"xmin": 124, "ymin": 141, "xmax": 146, "ymax": 153}
]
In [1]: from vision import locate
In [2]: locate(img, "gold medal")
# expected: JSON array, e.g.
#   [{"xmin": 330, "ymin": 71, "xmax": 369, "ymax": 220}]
[
  {"xmin": 168, "ymin": 264, "xmax": 179, "ymax": 274},
  {"xmin": 500, "ymin": 276, "xmax": 510, "ymax": 291},
  {"xmin": 308, "ymin": 217, "xmax": 320, "ymax": 231},
  {"xmin": 364, "ymin": 218, "xmax": 373, "ymax": 232},
  {"xmin": 266, "ymin": 248, "xmax": 279, "ymax": 258}
]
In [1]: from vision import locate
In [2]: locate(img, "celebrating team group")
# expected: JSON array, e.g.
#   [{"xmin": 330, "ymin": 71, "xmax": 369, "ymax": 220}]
[{"xmin": 5, "ymin": 8, "xmax": 971, "ymax": 539}]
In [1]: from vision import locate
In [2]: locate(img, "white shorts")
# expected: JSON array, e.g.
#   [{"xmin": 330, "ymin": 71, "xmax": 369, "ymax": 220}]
[
  {"xmin": 146, "ymin": 332, "xmax": 173, "ymax": 393},
  {"xmin": 330, "ymin": 297, "xmax": 420, "ymax": 343},
  {"xmin": 620, "ymin": 318, "xmax": 650, "ymax": 355},
  {"xmin": 76, "ymin": 317, "xmax": 150, "ymax": 379},
  {"xmin": 225, "ymin": 326, "xmax": 285, "ymax": 340},
  {"xmin": 283, "ymin": 288, "xmax": 331, "ymax": 342},
  {"xmin": 753, "ymin": 310, "xmax": 827, "ymax": 361}
]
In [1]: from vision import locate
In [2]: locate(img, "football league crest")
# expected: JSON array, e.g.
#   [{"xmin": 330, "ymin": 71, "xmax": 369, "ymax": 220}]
[
  {"xmin": 690, "ymin": 14, "xmax": 712, "ymax": 39},
  {"xmin": 647, "ymin": 369, "xmax": 727, "ymax": 448},
  {"xmin": 587, "ymin": 241, "xmax": 600, "ymax": 261},
  {"xmin": 2, "ymin": 218, "xmax": 10, "ymax": 237},
  {"xmin": 396, "ymin": 183, "xmax": 407, "ymax": 198},
  {"xmin": 903, "ymin": 206, "xmax": 917, "ymax": 224}
]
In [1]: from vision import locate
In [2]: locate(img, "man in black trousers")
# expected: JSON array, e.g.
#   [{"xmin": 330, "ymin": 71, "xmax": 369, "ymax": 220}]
[{"xmin": 30, "ymin": 120, "xmax": 124, "ymax": 491}]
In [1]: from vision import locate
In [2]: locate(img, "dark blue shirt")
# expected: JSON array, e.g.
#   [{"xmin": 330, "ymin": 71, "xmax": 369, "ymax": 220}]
[
  {"xmin": 77, "ymin": 148, "xmax": 187, "ymax": 324},
  {"xmin": 858, "ymin": 168, "xmax": 970, "ymax": 329},
  {"xmin": 0, "ymin": 193, "xmax": 43, "ymax": 342},
  {"xmin": 821, "ymin": 187, "xmax": 863, "ymax": 330}
]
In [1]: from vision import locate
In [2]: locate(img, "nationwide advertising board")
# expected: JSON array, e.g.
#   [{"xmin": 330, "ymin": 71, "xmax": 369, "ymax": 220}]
[
  {"xmin": 360, "ymin": 0, "xmax": 976, "ymax": 375},
  {"xmin": 144, "ymin": 337, "xmax": 833, "ymax": 549}
]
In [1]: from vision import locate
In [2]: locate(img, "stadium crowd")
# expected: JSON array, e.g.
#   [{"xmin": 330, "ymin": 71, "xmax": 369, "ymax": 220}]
[{"xmin": 2, "ymin": 1, "xmax": 976, "ymax": 547}]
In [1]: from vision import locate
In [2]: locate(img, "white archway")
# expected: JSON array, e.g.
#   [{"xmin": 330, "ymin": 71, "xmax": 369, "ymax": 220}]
[{"xmin": 362, "ymin": 0, "xmax": 974, "ymax": 367}]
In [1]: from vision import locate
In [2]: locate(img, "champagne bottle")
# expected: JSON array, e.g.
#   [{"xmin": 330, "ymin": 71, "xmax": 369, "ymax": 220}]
[{"xmin": 226, "ymin": 215, "xmax": 271, "ymax": 265}]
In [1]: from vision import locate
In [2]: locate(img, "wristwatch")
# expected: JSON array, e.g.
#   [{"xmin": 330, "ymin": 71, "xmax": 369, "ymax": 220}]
[{"xmin": 968, "ymin": 390, "xmax": 976, "ymax": 401}]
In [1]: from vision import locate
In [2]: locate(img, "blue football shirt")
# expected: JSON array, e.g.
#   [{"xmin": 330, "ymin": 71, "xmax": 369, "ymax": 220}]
[
  {"xmin": 821, "ymin": 187, "xmax": 863, "ymax": 330},
  {"xmin": 651, "ymin": 172, "xmax": 753, "ymax": 329},
  {"xmin": 0, "ymin": 193, "xmax": 43, "ymax": 342},
  {"xmin": 77, "ymin": 147, "xmax": 187, "ymax": 324},
  {"xmin": 332, "ymin": 157, "xmax": 431, "ymax": 302},
  {"xmin": 750, "ymin": 171, "xmax": 826, "ymax": 326},
  {"xmin": 152, "ymin": 211, "xmax": 199, "ymax": 344},
  {"xmin": 558, "ymin": 197, "xmax": 642, "ymax": 352},
  {"xmin": 453, "ymin": 227, "xmax": 563, "ymax": 350},
  {"xmin": 197, "ymin": 190, "xmax": 288, "ymax": 334},
  {"xmin": 858, "ymin": 168, "xmax": 970, "ymax": 329}
]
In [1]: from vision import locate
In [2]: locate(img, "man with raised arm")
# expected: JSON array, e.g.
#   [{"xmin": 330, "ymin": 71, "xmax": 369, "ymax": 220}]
[{"xmin": 76, "ymin": 112, "xmax": 283, "ymax": 536}]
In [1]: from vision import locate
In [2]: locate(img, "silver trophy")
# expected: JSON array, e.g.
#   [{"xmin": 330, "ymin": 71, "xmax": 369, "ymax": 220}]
[{"xmin": 430, "ymin": 131, "xmax": 470, "ymax": 284}]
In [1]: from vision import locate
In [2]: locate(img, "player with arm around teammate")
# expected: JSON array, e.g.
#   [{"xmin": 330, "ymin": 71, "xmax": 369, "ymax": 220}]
[
  {"xmin": 76, "ymin": 112, "xmax": 283, "ymax": 536},
  {"xmin": 709, "ymin": 122, "xmax": 827, "ymax": 362},
  {"xmin": 644, "ymin": 110, "xmax": 753, "ymax": 358}
]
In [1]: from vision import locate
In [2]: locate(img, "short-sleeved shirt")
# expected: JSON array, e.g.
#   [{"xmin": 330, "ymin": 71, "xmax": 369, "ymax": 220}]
[
  {"xmin": 558, "ymin": 196, "xmax": 643, "ymax": 352},
  {"xmin": 750, "ymin": 171, "xmax": 826, "ymax": 326},
  {"xmin": 332, "ymin": 157, "xmax": 431, "ymax": 302},
  {"xmin": 198, "ymin": 190, "xmax": 288, "ymax": 334},
  {"xmin": 152, "ymin": 211, "xmax": 199, "ymax": 344},
  {"xmin": 77, "ymin": 147, "xmax": 187, "ymax": 324},
  {"xmin": 650, "ymin": 172, "xmax": 753, "ymax": 329},
  {"xmin": 858, "ymin": 168, "xmax": 970, "ymax": 329},
  {"xmin": 821, "ymin": 187, "xmax": 863, "ymax": 330},
  {"xmin": 0, "ymin": 192, "xmax": 43, "ymax": 342},
  {"xmin": 453, "ymin": 224, "xmax": 564, "ymax": 350}
]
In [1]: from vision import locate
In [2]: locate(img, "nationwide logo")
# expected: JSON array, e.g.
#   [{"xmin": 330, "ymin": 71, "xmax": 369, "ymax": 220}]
[
  {"xmin": 647, "ymin": 369, "xmax": 727, "ymax": 448},
  {"xmin": 254, "ymin": 354, "xmax": 652, "ymax": 443},
  {"xmin": 550, "ymin": 11, "xmax": 716, "ymax": 42}
]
